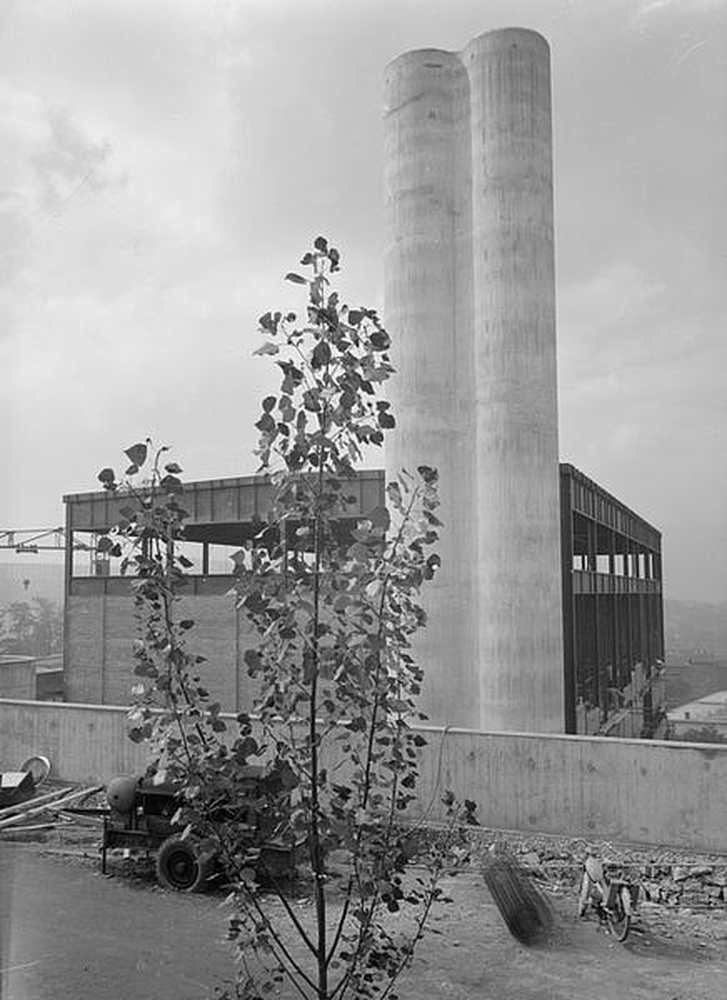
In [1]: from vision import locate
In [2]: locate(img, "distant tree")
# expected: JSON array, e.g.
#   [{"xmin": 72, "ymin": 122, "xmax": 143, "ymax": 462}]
[{"xmin": 0, "ymin": 598, "xmax": 63, "ymax": 657}]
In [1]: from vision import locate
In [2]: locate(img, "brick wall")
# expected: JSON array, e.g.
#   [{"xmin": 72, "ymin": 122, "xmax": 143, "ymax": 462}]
[
  {"xmin": 65, "ymin": 579, "xmax": 260, "ymax": 711},
  {"xmin": 65, "ymin": 591, "xmax": 105, "ymax": 704},
  {"xmin": 0, "ymin": 657, "xmax": 36, "ymax": 700}
]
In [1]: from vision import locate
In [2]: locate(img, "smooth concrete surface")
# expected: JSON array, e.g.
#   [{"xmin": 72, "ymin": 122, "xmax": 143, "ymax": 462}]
[
  {"xmin": 383, "ymin": 48, "xmax": 479, "ymax": 729},
  {"xmin": 384, "ymin": 28, "xmax": 563, "ymax": 732},
  {"xmin": 1, "ymin": 700, "xmax": 725, "ymax": 852},
  {"xmin": 415, "ymin": 724, "xmax": 727, "ymax": 852},
  {"xmin": 0, "ymin": 699, "xmax": 150, "ymax": 783},
  {"xmin": 466, "ymin": 30, "xmax": 563, "ymax": 732}
]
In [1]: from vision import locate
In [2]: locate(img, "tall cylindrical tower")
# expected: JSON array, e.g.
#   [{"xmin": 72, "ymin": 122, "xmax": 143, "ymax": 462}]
[
  {"xmin": 383, "ymin": 28, "xmax": 564, "ymax": 732},
  {"xmin": 466, "ymin": 29, "xmax": 563, "ymax": 731},
  {"xmin": 383, "ymin": 50, "xmax": 480, "ymax": 727}
]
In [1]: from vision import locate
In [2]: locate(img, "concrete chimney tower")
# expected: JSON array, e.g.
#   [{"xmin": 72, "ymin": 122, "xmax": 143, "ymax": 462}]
[{"xmin": 384, "ymin": 28, "xmax": 564, "ymax": 732}]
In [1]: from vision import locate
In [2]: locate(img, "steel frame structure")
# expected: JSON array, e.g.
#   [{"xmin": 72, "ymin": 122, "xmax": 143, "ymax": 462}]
[
  {"xmin": 560, "ymin": 465, "xmax": 664, "ymax": 735},
  {"xmin": 60, "ymin": 464, "xmax": 665, "ymax": 734}
]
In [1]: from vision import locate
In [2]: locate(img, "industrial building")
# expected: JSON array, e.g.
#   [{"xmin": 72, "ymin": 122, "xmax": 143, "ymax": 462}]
[
  {"xmin": 55, "ymin": 27, "xmax": 665, "ymax": 737},
  {"xmin": 560, "ymin": 465, "xmax": 665, "ymax": 737},
  {"xmin": 61, "ymin": 464, "xmax": 664, "ymax": 737}
]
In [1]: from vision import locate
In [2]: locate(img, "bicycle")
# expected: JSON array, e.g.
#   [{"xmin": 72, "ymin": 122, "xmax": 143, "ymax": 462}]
[{"xmin": 577, "ymin": 854, "xmax": 637, "ymax": 942}]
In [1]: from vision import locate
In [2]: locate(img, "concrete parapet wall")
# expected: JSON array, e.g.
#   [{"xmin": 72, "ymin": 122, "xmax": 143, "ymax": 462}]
[
  {"xmin": 1, "ymin": 700, "xmax": 725, "ymax": 852},
  {"xmin": 415, "ymin": 726, "xmax": 727, "ymax": 852},
  {"xmin": 0, "ymin": 699, "xmax": 149, "ymax": 784}
]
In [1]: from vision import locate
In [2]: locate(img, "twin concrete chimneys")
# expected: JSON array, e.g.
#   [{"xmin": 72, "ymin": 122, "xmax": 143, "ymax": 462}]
[{"xmin": 383, "ymin": 29, "xmax": 564, "ymax": 732}]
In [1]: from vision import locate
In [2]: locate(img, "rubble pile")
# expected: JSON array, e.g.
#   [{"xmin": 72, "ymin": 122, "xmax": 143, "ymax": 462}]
[
  {"xmin": 465, "ymin": 828, "xmax": 727, "ymax": 913},
  {"xmin": 0, "ymin": 784, "xmax": 103, "ymax": 839},
  {"xmin": 405, "ymin": 821, "xmax": 726, "ymax": 915}
]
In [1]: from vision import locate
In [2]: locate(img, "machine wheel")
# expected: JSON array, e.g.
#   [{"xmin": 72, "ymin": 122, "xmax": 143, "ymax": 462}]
[
  {"xmin": 156, "ymin": 836, "xmax": 215, "ymax": 892},
  {"xmin": 607, "ymin": 886, "xmax": 631, "ymax": 942}
]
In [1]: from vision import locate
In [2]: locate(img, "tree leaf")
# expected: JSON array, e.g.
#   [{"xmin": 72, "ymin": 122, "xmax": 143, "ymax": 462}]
[
  {"xmin": 244, "ymin": 648, "xmax": 261, "ymax": 673},
  {"xmin": 124, "ymin": 442, "xmax": 148, "ymax": 468},
  {"xmin": 97, "ymin": 468, "xmax": 116, "ymax": 489},
  {"xmin": 367, "ymin": 505, "xmax": 390, "ymax": 532},
  {"xmin": 417, "ymin": 465, "xmax": 439, "ymax": 485},
  {"xmin": 254, "ymin": 341, "xmax": 280, "ymax": 356},
  {"xmin": 311, "ymin": 339, "xmax": 332, "ymax": 369},
  {"xmin": 160, "ymin": 474, "xmax": 184, "ymax": 494},
  {"xmin": 259, "ymin": 311, "xmax": 279, "ymax": 333},
  {"xmin": 256, "ymin": 412, "xmax": 277, "ymax": 433},
  {"xmin": 369, "ymin": 329, "xmax": 391, "ymax": 352},
  {"xmin": 285, "ymin": 272, "xmax": 308, "ymax": 285}
]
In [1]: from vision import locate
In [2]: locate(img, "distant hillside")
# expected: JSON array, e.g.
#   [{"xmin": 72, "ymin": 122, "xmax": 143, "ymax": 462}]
[
  {"xmin": 664, "ymin": 599, "xmax": 727, "ymax": 658},
  {"xmin": 0, "ymin": 562, "xmax": 64, "ymax": 608},
  {"xmin": 662, "ymin": 599, "xmax": 727, "ymax": 709}
]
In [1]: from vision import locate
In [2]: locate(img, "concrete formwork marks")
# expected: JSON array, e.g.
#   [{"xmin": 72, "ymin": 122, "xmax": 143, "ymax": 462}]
[{"xmin": 384, "ymin": 28, "xmax": 563, "ymax": 732}]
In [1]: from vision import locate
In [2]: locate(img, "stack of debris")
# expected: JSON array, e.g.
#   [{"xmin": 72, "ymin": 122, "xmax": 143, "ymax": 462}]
[
  {"xmin": 641, "ymin": 864, "xmax": 727, "ymax": 908},
  {"xmin": 497, "ymin": 835, "xmax": 727, "ymax": 912},
  {"xmin": 0, "ymin": 758, "xmax": 101, "ymax": 838},
  {"xmin": 411, "ymin": 825, "xmax": 727, "ymax": 916}
]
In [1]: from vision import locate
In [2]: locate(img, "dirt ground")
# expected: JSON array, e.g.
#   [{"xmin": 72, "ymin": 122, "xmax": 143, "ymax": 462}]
[
  {"xmin": 409, "ymin": 874, "xmax": 727, "ymax": 1000},
  {"xmin": 7, "ymin": 836, "xmax": 726, "ymax": 1000}
]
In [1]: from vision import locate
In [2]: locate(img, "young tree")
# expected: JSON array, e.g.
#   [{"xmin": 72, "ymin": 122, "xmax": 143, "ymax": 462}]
[{"xmin": 99, "ymin": 239, "xmax": 474, "ymax": 1000}]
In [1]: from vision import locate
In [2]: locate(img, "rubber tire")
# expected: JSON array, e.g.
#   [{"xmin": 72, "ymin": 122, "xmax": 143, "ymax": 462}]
[
  {"xmin": 608, "ymin": 888, "xmax": 631, "ymax": 942},
  {"xmin": 156, "ymin": 836, "xmax": 214, "ymax": 892}
]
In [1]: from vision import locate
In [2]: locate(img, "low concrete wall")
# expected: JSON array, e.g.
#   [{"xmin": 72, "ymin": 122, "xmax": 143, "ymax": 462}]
[
  {"xmin": 1, "ymin": 699, "xmax": 725, "ymax": 852},
  {"xmin": 0, "ymin": 699, "xmax": 149, "ymax": 783},
  {"xmin": 416, "ymin": 725, "xmax": 727, "ymax": 851}
]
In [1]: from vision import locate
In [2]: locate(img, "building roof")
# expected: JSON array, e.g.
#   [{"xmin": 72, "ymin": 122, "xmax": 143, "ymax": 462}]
[
  {"xmin": 63, "ymin": 469, "xmax": 385, "ymax": 540},
  {"xmin": 64, "ymin": 463, "xmax": 662, "ymax": 544},
  {"xmin": 667, "ymin": 690, "xmax": 727, "ymax": 724},
  {"xmin": 560, "ymin": 463, "xmax": 661, "ymax": 548}
]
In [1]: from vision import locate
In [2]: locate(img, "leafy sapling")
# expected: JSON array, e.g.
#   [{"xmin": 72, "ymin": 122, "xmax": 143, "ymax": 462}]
[
  {"xmin": 98, "ymin": 239, "xmax": 476, "ymax": 1000},
  {"xmin": 226, "ymin": 238, "xmax": 474, "ymax": 999}
]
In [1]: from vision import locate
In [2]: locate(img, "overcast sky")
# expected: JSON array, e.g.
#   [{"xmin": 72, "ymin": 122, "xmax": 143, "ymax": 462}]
[{"xmin": 1, "ymin": 0, "xmax": 725, "ymax": 602}]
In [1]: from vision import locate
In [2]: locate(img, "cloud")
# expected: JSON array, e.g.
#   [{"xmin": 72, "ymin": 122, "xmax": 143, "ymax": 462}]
[
  {"xmin": 0, "ymin": 0, "xmax": 725, "ymax": 602},
  {"xmin": 634, "ymin": 0, "xmax": 725, "ymax": 16},
  {"xmin": 31, "ymin": 108, "xmax": 113, "ymax": 211},
  {"xmin": 558, "ymin": 258, "xmax": 727, "ymax": 590}
]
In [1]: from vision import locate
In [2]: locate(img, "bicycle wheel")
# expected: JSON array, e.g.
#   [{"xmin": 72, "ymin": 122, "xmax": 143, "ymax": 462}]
[{"xmin": 608, "ymin": 887, "xmax": 631, "ymax": 942}]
